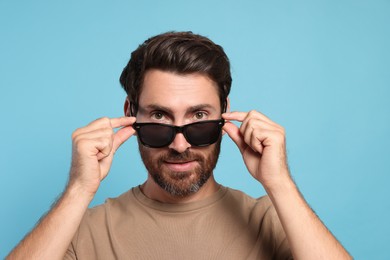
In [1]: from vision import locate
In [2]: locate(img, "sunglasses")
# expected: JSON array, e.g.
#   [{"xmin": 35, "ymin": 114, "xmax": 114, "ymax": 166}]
[{"xmin": 133, "ymin": 119, "xmax": 225, "ymax": 148}]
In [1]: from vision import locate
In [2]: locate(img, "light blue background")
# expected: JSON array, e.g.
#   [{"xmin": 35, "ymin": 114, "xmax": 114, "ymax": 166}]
[{"xmin": 1, "ymin": 1, "xmax": 389, "ymax": 259}]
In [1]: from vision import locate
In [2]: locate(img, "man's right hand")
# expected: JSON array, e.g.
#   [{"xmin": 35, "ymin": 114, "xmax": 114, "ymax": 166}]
[
  {"xmin": 68, "ymin": 116, "xmax": 136, "ymax": 196},
  {"xmin": 7, "ymin": 116, "xmax": 136, "ymax": 260}
]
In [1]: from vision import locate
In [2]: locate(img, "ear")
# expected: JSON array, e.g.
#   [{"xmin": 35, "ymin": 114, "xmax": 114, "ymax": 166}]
[
  {"xmin": 222, "ymin": 96, "xmax": 230, "ymax": 135},
  {"xmin": 124, "ymin": 96, "xmax": 131, "ymax": 116},
  {"xmin": 225, "ymin": 96, "xmax": 231, "ymax": 113}
]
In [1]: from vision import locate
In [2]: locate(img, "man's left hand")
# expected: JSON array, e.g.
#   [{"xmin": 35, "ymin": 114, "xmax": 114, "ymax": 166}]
[{"xmin": 222, "ymin": 110, "xmax": 291, "ymax": 190}]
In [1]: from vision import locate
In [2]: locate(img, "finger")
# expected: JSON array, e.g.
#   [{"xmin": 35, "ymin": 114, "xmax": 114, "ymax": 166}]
[
  {"xmin": 73, "ymin": 128, "xmax": 115, "ymax": 160},
  {"xmin": 73, "ymin": 127, "xmax": 114, "ymax": 143},
  {"xmin": 85, "ymin": 117, "xmax": 114, "ymax": 131},
  {"xmin": 112, "ymin": 125, "xmax": 136, "ymax": 152},
  {"xmin": 240, "ymin": 117, "xmax": 278, "ymax": 139},
  {"xmin": 73, "ymin": 117, "xmax": 135, "ymax": 137},
  {"xmin": 73, "ymin": 135, "xmax": 113, "ymax": 161},
  {"xmin": 110, "ymin": 116, "xmax": 136, "ymax": 129},
  {"xmin": 222, "ymin": 122, "xmax": 247, "ymax": 154},
  {"xmin": 222, "ymin": 111, "xmax": 248, "ymax": 122},
  {"xmin": 96, "ymin": 139, "xmax": 113, "ymax": 161},
  {"xmin": 223, "ymin": 110, "xmax": 275, "ymax": 125},
  {"xmin": 251, "ymin": 133, "xmax": 263, "ymax": 154},
  {"xmin": 247, "ymin": 128, "xmax": 285, "ymax": 154},
  {"xmin": 246, "ymin": 128, "xmax": 264, "ymax": 154}
]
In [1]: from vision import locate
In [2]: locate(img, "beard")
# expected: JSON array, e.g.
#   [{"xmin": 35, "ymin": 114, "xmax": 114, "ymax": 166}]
[{"xmin": 138, "ymin": 139, "xmax": 221, "ymax": 198}]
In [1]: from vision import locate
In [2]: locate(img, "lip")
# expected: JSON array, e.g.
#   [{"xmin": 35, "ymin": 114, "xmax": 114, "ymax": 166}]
[{"xmin": 163, "ymin": 160, "xmax": 197, "ymax": 172}]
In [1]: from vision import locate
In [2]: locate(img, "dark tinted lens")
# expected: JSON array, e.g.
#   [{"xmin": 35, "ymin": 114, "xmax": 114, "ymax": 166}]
[
  {"xmin": 137, "ymin": 124, "xmax": 173, "ymax": 148},
  {"xmin": 134, "ymin": 120, "xmax": 224, "ymax": 148},
  {"xmin": 185, "ymin": 121, "xmax": 222, "ymax": 146}
]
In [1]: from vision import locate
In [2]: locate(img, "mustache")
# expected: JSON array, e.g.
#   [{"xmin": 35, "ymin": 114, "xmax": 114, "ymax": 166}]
[{"xmin": 159, "ymin": 149, "xmax": 202, "ymax": 162}]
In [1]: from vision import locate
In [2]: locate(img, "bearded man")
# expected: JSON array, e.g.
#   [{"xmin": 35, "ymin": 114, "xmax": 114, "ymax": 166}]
[{"xmin": 8, "ymin": 31, "xmax": 351, "ymax": 260}]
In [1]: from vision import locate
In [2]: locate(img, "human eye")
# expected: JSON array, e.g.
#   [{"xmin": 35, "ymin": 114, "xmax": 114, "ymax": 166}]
[
  {"xmin": 193, "ymin": 111, "xmax": 208, "ymax": 120},
  {"xmin": 151, "ymin": 111, "xmax": 165, "ymax": 121}
]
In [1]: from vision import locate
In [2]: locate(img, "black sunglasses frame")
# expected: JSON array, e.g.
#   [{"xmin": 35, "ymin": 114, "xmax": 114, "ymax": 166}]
[{"xmin": 133, "ymin": 119, "xmax": 225, "ymax": 148}]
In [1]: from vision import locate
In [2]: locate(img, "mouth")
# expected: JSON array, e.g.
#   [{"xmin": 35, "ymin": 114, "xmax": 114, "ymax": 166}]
[{"xmin": 163, "ymin": 160, "xmax": 198, "ymax": 172}]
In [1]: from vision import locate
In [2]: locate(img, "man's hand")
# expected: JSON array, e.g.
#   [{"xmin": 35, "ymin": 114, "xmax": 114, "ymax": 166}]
[
  {"xmin": 223, "ymin": 110, "xmax": 352, "ymax": 259},
  {"xmin": 7, "ymin": 116, "xmax": 136, "ymax": 260},
  {"xmin": 222, "ymin": 110, "xmax": 290, "ymax": 190},
  {"xmin": 69, "ymin": 116, "xmax": 136, "ymax": 196}
]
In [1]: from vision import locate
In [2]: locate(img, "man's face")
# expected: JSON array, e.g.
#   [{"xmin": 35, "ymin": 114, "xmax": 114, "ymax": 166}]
[{"xmin": 136, "ymin": 69, "xmax": 222, "ymax": 197}]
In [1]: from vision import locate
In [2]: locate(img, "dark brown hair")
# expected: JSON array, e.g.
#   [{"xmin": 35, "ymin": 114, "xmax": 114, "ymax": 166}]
[{"xmin": 119, "ymin": 31, "xmax": 232, "ymax": 115}]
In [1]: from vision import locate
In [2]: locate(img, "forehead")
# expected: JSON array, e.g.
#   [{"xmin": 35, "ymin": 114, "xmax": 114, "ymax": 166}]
[{"xmin": 138, "ymin": 69, "xmax": 220, "ymax": 111}]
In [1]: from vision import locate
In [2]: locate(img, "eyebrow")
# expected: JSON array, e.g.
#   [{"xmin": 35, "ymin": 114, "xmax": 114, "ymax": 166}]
[
  {"xmin": 139, "ymin": 104, "xmax": 217, "ymax": 115},
  {"xmin": 187, "ymin": 104, "xmax": 217, "ymax": 114}
]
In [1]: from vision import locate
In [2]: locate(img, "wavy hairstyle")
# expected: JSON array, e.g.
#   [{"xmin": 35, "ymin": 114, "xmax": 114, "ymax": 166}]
[{"xmin": 119, "ymin": 31, "xmax": 232, "ymax": 115}]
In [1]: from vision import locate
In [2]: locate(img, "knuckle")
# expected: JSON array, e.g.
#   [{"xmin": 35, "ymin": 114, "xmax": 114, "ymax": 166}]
[
  {"xmin": 73, "ymin": 135, "xmax": 80, "ymax": 144},
  {"xmin": 99, "ymin": 117, "xmax": 111, "ymax": 126},
  {"xmin": 246, "ymin": 119, "xmax": 255, "ymax": 128},
  {"xmin": 71, "ymin": 128, "xmax": 82, "ymax": 140},
  {"xmin": 248, "ymin": 110, "xmax": 258, "ymax": 117},
  {"xmin": 72, "ymin": 132, "xmax": 85, "ymax": 145},
  {"xmin": 71, "ymin": 132, "xmax": 77, "ymax": 140}
]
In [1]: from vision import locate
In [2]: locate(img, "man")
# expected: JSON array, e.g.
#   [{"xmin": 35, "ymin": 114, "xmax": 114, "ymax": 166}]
[{"xmin": 8, "ymin": 31, "xmax": 351, "ymax": 259}]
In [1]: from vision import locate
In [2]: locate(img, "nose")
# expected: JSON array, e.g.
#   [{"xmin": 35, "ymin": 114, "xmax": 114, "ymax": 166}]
[{"xmin": 168, "ymin": 132, "xmax": 191, "ymax": 153}]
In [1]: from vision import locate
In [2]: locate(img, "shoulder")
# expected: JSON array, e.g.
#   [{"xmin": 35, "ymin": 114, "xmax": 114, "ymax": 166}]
[
  {"xmin": 77, "ymin": 188, "xmax": 134, "ymax": 230},
  {"xmin": 68, "ymin": 189, "xmax": 137, "ymax": 257},
  {"xmin": 225, "ymin": 187, "xmax": 273, "ymax": 211},
  {"xmin": 225, "ymin": 188, "xmax": 290, "ymax": 257},
  {"xmin": 220, "ymin": 187, "xmax": 276, "ymax": 224}
]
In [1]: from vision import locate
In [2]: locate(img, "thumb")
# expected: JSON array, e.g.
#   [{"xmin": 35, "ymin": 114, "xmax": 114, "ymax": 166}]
[{"xmin": 223, "ymin": 121, "xmax": 246, "ymax": 154}]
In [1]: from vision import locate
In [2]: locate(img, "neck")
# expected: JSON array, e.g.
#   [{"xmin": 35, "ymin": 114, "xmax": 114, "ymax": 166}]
[{"xmin": 141, "ymin": 175, "xmax": 220, "ymax": 204}]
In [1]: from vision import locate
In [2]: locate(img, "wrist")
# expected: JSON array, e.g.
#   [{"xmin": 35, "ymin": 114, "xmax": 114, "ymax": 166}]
[
  {"xmin": 64, "ymin": 181, "xmax": 96, "ymax": 205},
  {"xmin": 263, "ymin": 173, "xmax": 297, "ymax": 199}
]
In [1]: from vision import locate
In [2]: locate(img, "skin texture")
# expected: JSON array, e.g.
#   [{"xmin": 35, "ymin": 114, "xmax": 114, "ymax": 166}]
[{"xmin": 7, "ymin": 70, "xmax": 352, "ymax": 259}]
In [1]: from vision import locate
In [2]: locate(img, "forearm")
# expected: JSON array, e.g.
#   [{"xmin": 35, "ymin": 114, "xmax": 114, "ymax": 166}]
[
  {"xmin": 265, "ymin": 175, "xmax": 352, "ymax": 260},
  {"xmin": 7, "ymin": 185, "xmax": 93, "ymax": 260}
]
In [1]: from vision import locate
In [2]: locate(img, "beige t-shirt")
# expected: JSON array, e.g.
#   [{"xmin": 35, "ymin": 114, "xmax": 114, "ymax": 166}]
[{"xmin": 65, "ymin": 186, "xmax": 292, "ymax": 260}]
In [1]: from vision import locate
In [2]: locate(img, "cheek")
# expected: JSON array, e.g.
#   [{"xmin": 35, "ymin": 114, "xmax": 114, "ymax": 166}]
[{"xmin": 138, "ymin": 143, "xmax": 166, "ymax": 164}]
